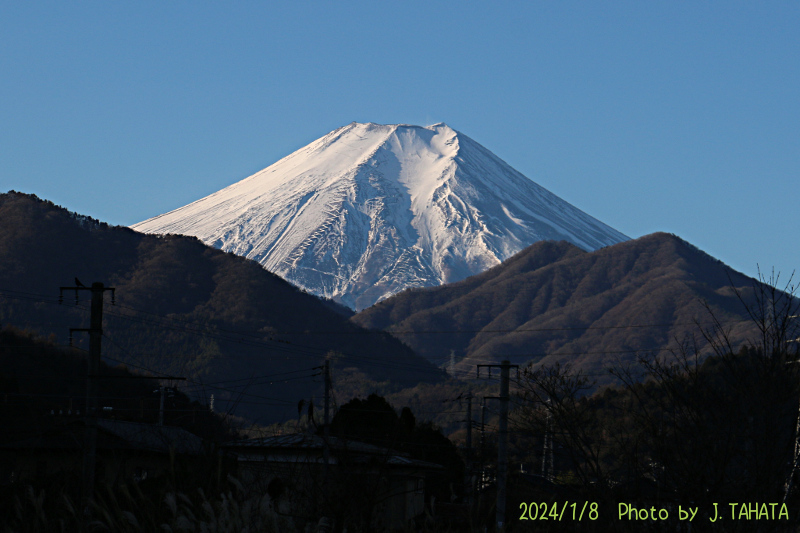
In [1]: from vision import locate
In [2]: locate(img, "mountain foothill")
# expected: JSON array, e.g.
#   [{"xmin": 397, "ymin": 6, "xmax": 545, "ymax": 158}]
[
  {"xmin": 352, "ymin": 233, "xmax": 765, "ymax": 389},
  {"xmin": 0, "ymin": 192, "xmax": 445, "ymax": 423},
  {"xmin": 0, "ymin": 190, "xmax": 772, "ymax": 424}
]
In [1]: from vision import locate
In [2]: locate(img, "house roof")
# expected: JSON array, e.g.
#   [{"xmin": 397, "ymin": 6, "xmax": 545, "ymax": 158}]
[
  {"xmin": 96, "ymin": 419, "xmax": 205, "ymax": 455},
  {"xmin": 225, "ymin": 433, "xmax": 386, "ymax": 454},
  {"xmin": 222, "ymin": 433, "xmax": 442, "ymax": 471},
  {"xmin": 0, "ymin": 419, "xmax": 205, "ymax": 456}
]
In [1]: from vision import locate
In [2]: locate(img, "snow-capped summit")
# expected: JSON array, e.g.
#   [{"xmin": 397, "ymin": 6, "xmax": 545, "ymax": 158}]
[{"xmin": 132, "ymin": 122, "xmax": 628, "ymax": 310}]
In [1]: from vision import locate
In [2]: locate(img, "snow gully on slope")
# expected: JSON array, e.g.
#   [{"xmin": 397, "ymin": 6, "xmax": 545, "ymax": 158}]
[{"xmin": 132, "ymin": 122, "xmax": 628, "ymax": 311}]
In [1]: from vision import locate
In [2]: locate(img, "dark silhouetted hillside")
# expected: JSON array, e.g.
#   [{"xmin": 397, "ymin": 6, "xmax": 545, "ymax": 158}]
[
  {"xmin": 0, "ymin": 192, "xmax": 445, "ymax": 422},
  {"xmin": 352, "ymin": 233, "xmax": 764, "ymax": 386},
  {"xmin": 0, "ymin": 325, "xmax": 234, "ymax": 443}
]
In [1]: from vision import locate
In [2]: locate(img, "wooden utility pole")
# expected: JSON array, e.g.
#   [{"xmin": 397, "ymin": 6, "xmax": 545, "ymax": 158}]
[
  {"xmin": 323, "ymin": 359, "xmax": 331, "ymax": 481},
  {"xmin": 465, "ymin": 390, "xmax": 473, "ymax": 505},
  {"xmin": 319, "ymin": 358, "xmax": 332, "ymax": 526},
  {"xmin": 542, "ymin": 400, "xmax": 554, "ymax": 481},
  {"xmin": 480, "ymin": 396, "xmax": 486, "ymax": 490},
  {"xmin": 477, "ymin": 360, "xmax": 518, "ymax": 532},
  {"xmin": 497, "ymin": 362, "xmax": 510, "ymax": 532},
  {"xmin": 60, "ymin": 281, "xmax": 114, "ymax": 525},
  {"xmin": 159, "ymin": 386, "xmax": 166, "ymax": 426}
]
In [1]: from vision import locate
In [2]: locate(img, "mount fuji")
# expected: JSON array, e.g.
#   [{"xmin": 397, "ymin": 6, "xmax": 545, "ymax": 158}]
[{"xmin": 133, "ymin": 122, "xmax": 629, "ymax": 310}]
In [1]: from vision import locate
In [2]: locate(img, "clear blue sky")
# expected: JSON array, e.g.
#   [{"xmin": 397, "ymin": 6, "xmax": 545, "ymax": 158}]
[{"xmin": 2, "ymin": 2, "xmax": 798, "ymax": 282}]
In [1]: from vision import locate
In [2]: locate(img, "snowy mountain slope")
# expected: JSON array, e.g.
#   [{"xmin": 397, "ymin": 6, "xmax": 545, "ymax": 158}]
[{"xmin": 133, "ymin": 122, "xmax": 629, "ymax": 310}]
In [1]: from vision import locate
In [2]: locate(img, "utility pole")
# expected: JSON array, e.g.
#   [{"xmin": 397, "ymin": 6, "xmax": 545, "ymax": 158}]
[
  {"xmin": 159, "ymin": 386, "xmax": 165, "ymax": 426},
  {"xmin": 785, "ymin": 398, "xmax": 800, "ymax": 502},
  {"xmin": 498, "ymin": 362, "xmax": 510, "ymax": 532},
  {"xmin": 323, "ymin": 359, "xmax": 331, "ymax": 481},
  {"xmin": 60, "ymin": 281, "xmax": 115, "ymax": 525},
  {"xmin": 542, "ymin": 400, "xmax": 554, "ymax": 481},
  {"xmin": 465, "ymin": 390, "xmax": 473, "ymax": 505},
  {"xmin": 477, "ymin": 360, "xmax": 518, "ymax": 532},
  {"xmin": 156, "ymin": 386, "xmax": 178, "ymax": 426},
  {"xmin": 480, "ymin": 396, "xmax": 486, "ymax": 490},
  {"xmin": 784, "ymin": 316, "xmax": 800, "ymax": 503},
  {"xmin": 318, "ymin": 358, "xmax": 332, "ymax": 524}
]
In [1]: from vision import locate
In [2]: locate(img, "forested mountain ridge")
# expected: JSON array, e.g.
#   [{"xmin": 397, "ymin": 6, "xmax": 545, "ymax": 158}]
[
  {"xmin": 352, "ymin": 232, "xmax": 764, "ymax": 386},
  {"xmin": 0, "ymin": 192, "xmax": 445, "ymax": 422}
]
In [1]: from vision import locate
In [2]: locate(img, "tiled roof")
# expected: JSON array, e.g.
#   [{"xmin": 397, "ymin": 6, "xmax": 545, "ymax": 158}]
[
  {"xmin": 0, "ymin": 420, "xmax": 205, "ymax": 455},
  {"xmin": 222, "ymin": 433, "xmax": 442, "ymax": 470},
  {"xmin": 97, "ymin": 419, "xmax": 205, "ymax": 455},
  {"xmin": 225, "ymin": 433, "xmax": 385, "ymax": 453}
]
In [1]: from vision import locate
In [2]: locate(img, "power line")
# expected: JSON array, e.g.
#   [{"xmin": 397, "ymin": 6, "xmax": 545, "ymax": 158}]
[
  {"xmin": 0, "ymin": 286, "xmax": 749, "ymax": 336},
  {"xmin": 0, "ymin": 285, "xmax": 770, "ymax": 379},
  {"xmin": 94, "ymin": 305, "xmax": 444, "ymax": 374},
  {"xmin": 100, "ymin": 337, "xmax": 298, "ymax": 407}
]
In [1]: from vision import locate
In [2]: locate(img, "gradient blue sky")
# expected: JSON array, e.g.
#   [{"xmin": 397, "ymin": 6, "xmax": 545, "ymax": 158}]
[{"xmin": 2, "ymin": 2, "xmax": 798, "ymax": 282}]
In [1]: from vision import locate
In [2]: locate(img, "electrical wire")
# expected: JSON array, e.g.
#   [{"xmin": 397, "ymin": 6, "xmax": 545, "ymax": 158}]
[{"xmin": 0, "ymin": 285, "xmax": 760, "ymax": 377}]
